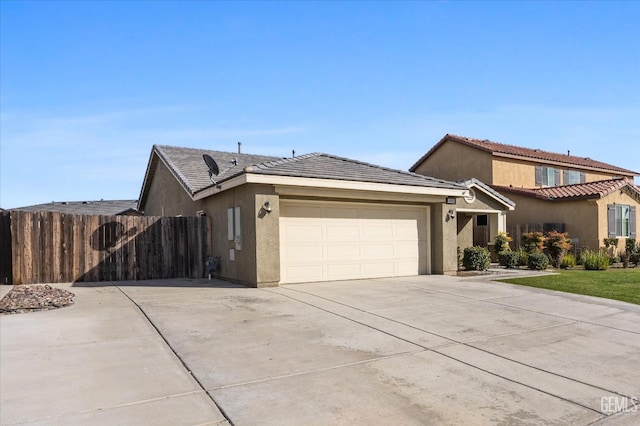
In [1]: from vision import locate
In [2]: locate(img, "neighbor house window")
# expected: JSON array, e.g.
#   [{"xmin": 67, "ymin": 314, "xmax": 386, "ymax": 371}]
[
  {"xmin": 616, "ymin": 205, "xmax": 630, "ymax": 237},
  {"xmin": 608, "ymin": 204, "xmax": 636, "ymax": 238},
  {"xmin": 535, "ymin": 165, "xmax": 560, "ymax": 187},
  {"xmin": 564, "ymin": 170, "xmax": 585, "ymax": 185}
]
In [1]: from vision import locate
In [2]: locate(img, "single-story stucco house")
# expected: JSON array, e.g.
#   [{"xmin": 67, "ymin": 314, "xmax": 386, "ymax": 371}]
[{"xmin": 137, "ymin": 145, "xmax": 509, "ymax": 286}]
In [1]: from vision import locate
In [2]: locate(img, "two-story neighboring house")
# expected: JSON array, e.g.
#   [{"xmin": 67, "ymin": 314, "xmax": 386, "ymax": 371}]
[{"xmin": 410, "ymin": 134, "xmax": 640, "ymax": 252}]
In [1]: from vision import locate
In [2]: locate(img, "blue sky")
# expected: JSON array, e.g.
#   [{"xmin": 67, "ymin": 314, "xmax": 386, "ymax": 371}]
[{"xmin": 1, "ymin": 1, "xmax": 639, "ymax": 208}]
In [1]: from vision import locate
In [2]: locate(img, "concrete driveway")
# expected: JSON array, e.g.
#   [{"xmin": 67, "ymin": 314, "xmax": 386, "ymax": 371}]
[{"xmin": 2, "ymin": 275, "xmax": 639, "ymax": 425}]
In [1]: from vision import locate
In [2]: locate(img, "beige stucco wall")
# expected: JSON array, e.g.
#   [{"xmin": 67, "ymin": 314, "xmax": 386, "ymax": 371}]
[
  {"xmin": 492, "ymin": 157, "xmax": 538, "ymax": 187},
  {"xmin": 201, "ymin": 184, "xmax": 274, "ymax": 287},
  {"xmin": 596, "ymin": 190, "xmax": 640, "ymax": 253},
  {"xmin": 141, "ymin": 159, "xmax": 205, "ymax": 217},
  {"xmin": 492, "ymin": 156, "xmax": 625, "ymax": 187},
  {"xmin": 432, "ymin": 203, "xmax": 459, "ymax": 275},
  {"xmin": 504, "ymin": 193, "xmax": 599, "ymax": 250},
  {"xmin": 456, "ymin": 213, "xmax": 474, "ymax": 252},
  {"xmin": 414, "ymin": 142, "xmax": 493, "ymax": 183}
]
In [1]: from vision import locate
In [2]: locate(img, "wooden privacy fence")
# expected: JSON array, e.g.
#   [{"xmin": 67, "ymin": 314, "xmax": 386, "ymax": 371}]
[{"xmin": 1, "ymin": 210, "xmax": 208, "ymax": 285}]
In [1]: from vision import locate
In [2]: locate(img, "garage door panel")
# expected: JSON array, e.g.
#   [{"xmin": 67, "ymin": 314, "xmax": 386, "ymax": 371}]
[
  {"xmin": 397, "ymin": 261, "xmax": 420, "ymax": 275},
  {"xmin": 396, "ymin": 243, "xmax": 419, "ymax": 257},
  {"xmin": 364, "ymin": 209, "xmax": 393, "ymax": 220},
  {"xmin": 284, "ymin": 205, "xmax": 321, "ymax": 218},
  {"xmin": 284, "ymin": 245, "xmax": 324, "ymax": 259},
  {"xmin": 327, "ymin": 244, "xmax": 361, "ymax": 258},
  {"xmin": 284, "ymin": 265, "xmax": 325, "ymax": 282},
  {"xmin": 326, "ymin": 225, "xmax": 360, "ymax": 239},
  {"xmin": 362, "ymin": 225, "xmax": 394, "ymax": 239},
  {"xmin": 325, "ymin": 207, "xmax": 359, "ymax": 219},
  {"xmin": 395, "ymin": 225, "xmax": 419, "ymax": 239},
  {"xmin": 280, "ymin": 201, "xmax": 428, "ymax": 283},
  {"xmin": 363, "ymin": 244, "xmax": 395, "ymax": 258},
  {"xmin": 284, "ymin": 224, "xmax": 323, "ymax": 239},
  {"xmin": 363, "ymin": 262, "xmax": 395, "ymax": 275},
  {"xmin": 327, "ymin": 263, "xmax": 362, "ymax": 277}
]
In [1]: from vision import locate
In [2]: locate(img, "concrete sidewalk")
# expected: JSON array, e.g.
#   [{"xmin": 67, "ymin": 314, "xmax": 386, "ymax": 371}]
[
  {"xmin": 0, "ymin": 283, "xmax": 228, "ymax": 425},
  {"xmin": 2, "ymin": 275, "xmax": 639, "ymax": 425}
]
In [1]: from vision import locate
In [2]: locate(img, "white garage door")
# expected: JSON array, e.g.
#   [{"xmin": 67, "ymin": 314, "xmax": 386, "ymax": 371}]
[{"xmin": 280, "ymin": 200, "xmax": 429, "ymax": 284}]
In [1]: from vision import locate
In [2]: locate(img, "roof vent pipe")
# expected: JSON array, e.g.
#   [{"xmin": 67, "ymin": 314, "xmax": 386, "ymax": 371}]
[
  {"xmin": 292, "ymin": 149, "xmax": 296, "ymax": 158},
  {"xmin": 567, "ymin": 150, "xmax": 570, "ymax": 156},
  {"xmin": 238, "ymin": 141, "xmax": 242, "ymax": 154}
]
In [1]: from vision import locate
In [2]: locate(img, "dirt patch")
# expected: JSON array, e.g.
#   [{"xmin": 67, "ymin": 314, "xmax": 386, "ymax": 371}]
[{"xmin": 0, "ymin": 285, "xmax": 75, "ymax": 315}]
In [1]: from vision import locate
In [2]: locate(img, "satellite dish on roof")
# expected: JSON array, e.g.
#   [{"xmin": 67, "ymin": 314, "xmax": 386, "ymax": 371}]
[
  {"xmin": 203, "ymin": 154, "xmax": 219, "ymax": 177},
  {"xmin": 202, "ymin": 153, "xmax": 239, "ymax": 188}
]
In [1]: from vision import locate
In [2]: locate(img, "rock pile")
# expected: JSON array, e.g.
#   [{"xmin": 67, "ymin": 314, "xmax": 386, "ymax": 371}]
[{"xmin": 0, "ymin": 285, "xmax": 75, "ymax": 314}]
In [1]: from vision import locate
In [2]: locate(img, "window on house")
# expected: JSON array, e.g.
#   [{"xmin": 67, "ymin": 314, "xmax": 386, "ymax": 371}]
[
  {"xmin": 227, "ymin": 206, "xmax": 243, "ymax": 250},
  {"xmin": 608, "ymin": 204, "xmax": 636, "ymax": 238},
  {"xmin": 564, "ymin": 170, "xmax": 585, "ymax": 185},
  {"xmin": 535, "ymin": 166, "xmax": 560, "ymax": 187},
  {"xmin": 616, "ymin": 205, "xmax": 630, "ymax": 237}
]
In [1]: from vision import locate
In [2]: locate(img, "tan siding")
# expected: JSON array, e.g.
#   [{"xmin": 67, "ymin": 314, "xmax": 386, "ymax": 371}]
[
  {"xmin": 504, "ymin": 194, "xmax": 599, "ymax": 250},
  {"xmin": 142, "ymin": 159, "xmax": 204, "ymax": 217},
  {"xmin": 492, "ymin": 158, "xmax": 538, "ymax": 187},
  {"xmin": 413, "ymin": 141, "xmax": 493, "ymax": 183},
  {"xmin": 584, "ymin": 171, "xmax": 621, "ymax": 182},
  {"xmin": 492, "ymin": 158, "xmax": 622, "ymax": 188}
]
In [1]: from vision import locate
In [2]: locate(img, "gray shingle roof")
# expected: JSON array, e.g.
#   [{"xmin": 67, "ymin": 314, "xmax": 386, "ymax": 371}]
[
  {"xmin": 154, "ymin": 145, "xmax": 281, "ymax": 195},
  {"xmin": 151, "ymin": 145, "xmax": 465, "ymax": 198},
  {"xmin": 246, "ymin": 153, "xmax": 465, "ymax": 191},
  {"xmin": 14, "ymin": 200, "xmax": 139, "ymax": 216}
]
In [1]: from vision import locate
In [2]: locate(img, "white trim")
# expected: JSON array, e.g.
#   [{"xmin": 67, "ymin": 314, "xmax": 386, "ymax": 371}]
[
  {"xmin": 193, "ymin": 173, "xmax": 467, "ymax": 201},
  {"xmin": 456, "ymin": 208, "xmax": 509, "ymax": 214},
  {"xmin": 465, "ymin": 182, "xmax": 515, "ymax": 210}
]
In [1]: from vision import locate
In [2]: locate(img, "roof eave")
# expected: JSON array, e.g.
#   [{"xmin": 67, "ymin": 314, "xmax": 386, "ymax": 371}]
[{"xmin": 193, "ymin": 173, "xmax": 468, "ymax": 201}]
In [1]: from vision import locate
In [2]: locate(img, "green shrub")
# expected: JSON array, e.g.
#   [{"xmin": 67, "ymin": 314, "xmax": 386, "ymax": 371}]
[
  {"xmin": 517, "ymin": 248, "xmax": 529, "ymax": 266},
  {"xmin": 560, "ymin": 253, "xmax": 576, "ymax": 269},
  {"xmin": 498, "ymin": 250, "xmax": 520, "ymax": 269},
  {"xmin": 630, "ymin": 252, "xmax": 640, "ymax": 267},
  {"xmin": 626, "ymin": 238, "xmax": 637, "ymax": 254},
  {"xmin": 493, "ymin": 232, "xmax": 512, "ymax": 256},
  {"xmin": 545, "ymin": 231, "xmax": 572, "ymax": 268},
  {"xmin": 527, "ymin": 252, "xmax": 549, "ymax": 271},
  {"xmin": 582, "ymin": 249, "xmax": 610, "ymax": 270},
  {"xmin": 462, "ymin": 246, "xmax": 491, "ymax": 271}
]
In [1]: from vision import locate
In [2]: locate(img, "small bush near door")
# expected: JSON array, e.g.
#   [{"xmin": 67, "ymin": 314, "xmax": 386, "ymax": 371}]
[
  {"xmin": 462, "ymin": 246, "xmax": 491, "ymax": 271},
  {"xmin": 498, "ymin": 251, "xmax": 520, "ymax": 269},
  {"xmin": 528, "ymin": 253, "xmax": 550, "ymax": 271}
]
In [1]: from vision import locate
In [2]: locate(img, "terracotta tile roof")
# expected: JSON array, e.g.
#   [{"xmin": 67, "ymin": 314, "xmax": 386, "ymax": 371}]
[
  {"xmin": 410, "ymin": 134, "xmax": 639, "ymax": 176},
  {"xmin": 492, "ymin": 178, "xmax": 640, "ymax": 201}
]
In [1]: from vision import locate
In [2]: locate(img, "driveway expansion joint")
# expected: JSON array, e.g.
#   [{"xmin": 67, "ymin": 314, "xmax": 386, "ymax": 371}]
[{"xmin": 115, "ymin": 285, "xmax": 235, "ymax": 426}]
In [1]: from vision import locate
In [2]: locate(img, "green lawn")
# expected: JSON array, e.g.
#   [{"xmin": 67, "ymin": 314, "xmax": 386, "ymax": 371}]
[{"xmin": 497, "ymin": 269, "xmax": 640, "ymax": 305}]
